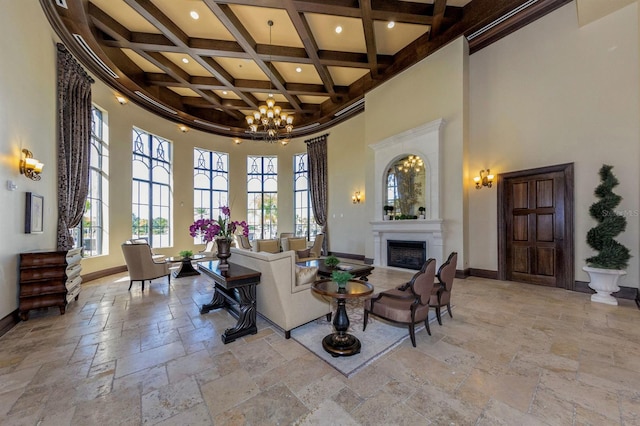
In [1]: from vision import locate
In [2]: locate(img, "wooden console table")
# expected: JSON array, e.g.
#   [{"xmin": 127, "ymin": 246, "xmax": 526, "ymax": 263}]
[{"xmin": 199, "ymin": 260, "xmax": 261, "ymax": 344}]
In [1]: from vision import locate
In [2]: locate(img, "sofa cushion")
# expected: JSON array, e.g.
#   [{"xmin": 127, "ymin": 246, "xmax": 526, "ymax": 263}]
[
  {"xmin": 288, "ymin": 238, "xmax": 307, "ymax": 251},
  {"xmin": 253, "ymin": 239, "xmax": 280, "ymax": 253},
  {"xmin": 294, "ymin": 265, "xmax": 318, "ymax": 292}
]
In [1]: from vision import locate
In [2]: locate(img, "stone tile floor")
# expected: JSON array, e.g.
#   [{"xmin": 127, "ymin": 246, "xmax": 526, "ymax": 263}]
[{"xmin": 1, "ymin": 265, "xmax": 639, "ymax": 425}]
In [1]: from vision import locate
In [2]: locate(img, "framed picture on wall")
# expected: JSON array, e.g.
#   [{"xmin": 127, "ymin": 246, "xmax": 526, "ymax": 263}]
[{"xmin": 25, "ymin": 192, "xmax": 44, "ymax": 234}]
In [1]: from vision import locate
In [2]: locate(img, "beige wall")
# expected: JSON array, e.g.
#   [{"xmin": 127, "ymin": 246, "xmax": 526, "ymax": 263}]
[
  {"xmin": 0, "ymin": 1, "xmax": 58, "ymax": 318},
  {"xmin": 468, "ymin": 2, "xmax": 639, "ymax": 287},
  {"xmin": 364, "ymin": 37, "xmax": 469, "ymax": 268}
]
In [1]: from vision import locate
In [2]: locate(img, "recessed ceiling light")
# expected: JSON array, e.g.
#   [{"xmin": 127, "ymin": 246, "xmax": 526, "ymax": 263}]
[
  {"xmin": 182, "ymin": 57, "xmax": 189, "ymax": 64},
  {"xmin": 222, "ymin": 91, "xmax": 228, "ymax": 95},
  {"xmin": 295, "ymin": 67, "xmax": 302, "ymax": 73},
  {"xmin": 190, "ymin": 11, "xmax": 199, "ymax": 20},
  {"xmin": 387, "ymin": 21, "xmax": 395, "ymax": 29},
  {"xmin": 335, "ymin": 26, "xmax": 342, "ymax": 34}
]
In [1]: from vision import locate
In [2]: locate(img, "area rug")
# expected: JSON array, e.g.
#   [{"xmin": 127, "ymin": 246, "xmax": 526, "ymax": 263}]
[{"xmin": 291, "ymin": 299, "xmax": 447, "ymax": 378}]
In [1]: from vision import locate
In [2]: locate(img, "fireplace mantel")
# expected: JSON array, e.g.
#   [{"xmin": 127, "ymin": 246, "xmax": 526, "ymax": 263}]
[
  {"xmin": 369, "ymin": 118, "xmax": 445, "ymax": 269},
  {"xmin": 371, "ymin": 219, "xmax": 444, "ymax": 268}
]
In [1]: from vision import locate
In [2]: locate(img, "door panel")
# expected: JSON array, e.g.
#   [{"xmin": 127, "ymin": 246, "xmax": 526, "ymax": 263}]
[{"xmin": 499, "ymin": 164, "xmax": 573, "ymax": 288}]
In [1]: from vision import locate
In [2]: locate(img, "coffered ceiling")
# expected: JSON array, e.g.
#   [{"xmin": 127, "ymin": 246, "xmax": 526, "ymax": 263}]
[{"xmin": 41, "ymin": 0, "xmax": 571, "ymax": 138}]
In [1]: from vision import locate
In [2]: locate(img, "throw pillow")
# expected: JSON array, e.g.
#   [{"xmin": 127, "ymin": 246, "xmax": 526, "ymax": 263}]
[
  {"xmin": 258, "ymin": 239, "xmax": 280, "ymax": 253},
  {"xmin": 296, "ymin": 248, "xmax": 311, "ymax": 259},
  {"xmin": 288, "ymin": 238, "xmax": 307, "ymax": 251},
  {"xmin": 295, "ymin": 265, "xmax": 318, "ymax": 288}
]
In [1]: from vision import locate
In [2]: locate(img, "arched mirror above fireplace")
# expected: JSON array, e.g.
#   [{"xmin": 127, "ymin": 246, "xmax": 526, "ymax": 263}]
[{"xmin": 385, "ymin": 154, "xmax": 426, "ymax": 217}]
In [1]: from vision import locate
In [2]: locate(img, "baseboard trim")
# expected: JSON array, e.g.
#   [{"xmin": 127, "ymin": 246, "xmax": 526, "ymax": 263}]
[
  {"xmin": 0, "ymin": 309, "xmax": 19, "ymax": 338},
  {"xmin": 81, "ymin": 265, "xmax": 127, "ymax": 283},
  {"xmin": 467, "ymin": 268, "xmax": 497, "ymax": 279},
  {"xmin": 574, "ymin": 280, "xmax": 638, "ymax": 301}
]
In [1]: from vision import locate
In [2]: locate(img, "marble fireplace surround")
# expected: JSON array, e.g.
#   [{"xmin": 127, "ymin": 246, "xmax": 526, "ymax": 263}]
[{"xmin": 369, "ymin": 119, "xmax": 445, "ymax": 268}]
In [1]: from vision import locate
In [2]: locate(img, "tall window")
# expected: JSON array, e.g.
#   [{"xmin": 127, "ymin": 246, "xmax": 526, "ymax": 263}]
[
  {"xmin": 132, "ymin": 128, "xmax": 172, "ymax": 248},
  {"xmin": 194, "ymin": 148, "xmax": 229, "ymax": 242},
  {"xmin": 293, "ymin": 153, "xmax": 320, "ymax": 240},
  {"xmin": 247, "ymin": 156, "xmax": 277, "ymax": 240},
  {"xmin": 71, "ymin": 105, "xmax": 109, "ymax": 256}
]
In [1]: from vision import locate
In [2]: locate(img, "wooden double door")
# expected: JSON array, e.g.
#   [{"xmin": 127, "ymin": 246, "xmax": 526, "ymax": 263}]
[{"xmin": 498, "ymin": 164, "xmax": 574, "ymax": 289}]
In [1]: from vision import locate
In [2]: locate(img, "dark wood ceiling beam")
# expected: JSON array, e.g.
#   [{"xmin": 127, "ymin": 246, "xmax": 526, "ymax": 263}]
[
  {"xmin": 292, "ymin": 1, "xmax": 362, "ymax": 18},
  {"xmin": 202, "ymin": 1, "xmax": 304, "ymax": 112},
  {"xmin": 430, "ymin": 0, "xmax": 447, "ymax": 38},
  {"xmin": 359, "ymin": 0, "xmax": 378, "ymax": 76},
  {"xmin": 190, "ymin": 38, "xmax": 245, "ymax": 56},
  {"xmin": 284, "ymin": 1, "xmax": 339, "ymax": 102},
  {"xmin": 256, "ymin": 44, "xmax": 309, "ymax": 62},
  {"xmin": 466, "ymin": 0, "xmax": 572, "ymax": 53}
]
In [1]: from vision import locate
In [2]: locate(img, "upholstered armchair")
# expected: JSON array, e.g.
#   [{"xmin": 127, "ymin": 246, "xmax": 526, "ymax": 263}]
[
  {"xmin": 236, "ymin": 234, "xmax": 252, "ymax": 250},
  {"xmin": 121, "ymin": 243, "xmax": 170, "ymax": 291},
  {"xmin": 430, "ymin": 252, "xmax": 458, "ymax": 325},
  {"xmin": 197, "ymin": 241, "xmax": 217, "ymax": 261},
  {"xmin": 127, "ymin": 238, "xmax": 166, "ymax": 262},
  {"xmin": 296, "ymin": 234, "xmax": 324, "ymax": 262},
  {"xmin": 363, "ymin": 258, "xmax": 437, "ymax": 347},
  {"xmin": 279, "ymin": 232, "xmax": 295, "ymax": 251}
]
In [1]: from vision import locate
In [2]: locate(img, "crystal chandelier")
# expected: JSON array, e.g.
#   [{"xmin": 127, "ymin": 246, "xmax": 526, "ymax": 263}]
[
  {"xmin": 246, "ymin": 20, "xmax": 293, "ymax": 145},
  {"xmin": 397, "ymin": 155, "xmax": 423, "ymax": 173}
]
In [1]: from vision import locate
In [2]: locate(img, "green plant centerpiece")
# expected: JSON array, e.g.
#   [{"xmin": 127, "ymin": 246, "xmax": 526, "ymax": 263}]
[
  {"xmin": 331, "ymin": 270, "xmax": 354, "ymax": 289},
  {"xmin": 324, "ymin": 255, "xmax": 340, "ymax": 269},
  {"xmin": 179, "ymin": 250, "xmax": 193, "ymax": 259},
  {"xmin": 583, "ymin": 164, "xmax": 631, "ymax": 305}
]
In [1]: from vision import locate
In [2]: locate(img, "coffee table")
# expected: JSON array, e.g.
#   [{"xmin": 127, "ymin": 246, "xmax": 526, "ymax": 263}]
[
  {"xmin": 168, "ymin": 254, "xmax": 205, "ymax": 278},
  {"xmin": 311, "ymin": 278, "xmax": 374, "ymax": 357},
  {"xmin": 299, "ymin": 259, "xmax": 374, "ymax": 281}
]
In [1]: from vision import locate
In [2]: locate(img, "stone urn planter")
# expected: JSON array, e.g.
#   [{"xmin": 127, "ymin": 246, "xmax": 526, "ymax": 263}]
[
  {"xmin": 583, "ymin": 165, "xmax": 631, "ymax": 306},
  {"xmin": 582, "ymin": 266, "xmax": 626, "ymax": 306}
]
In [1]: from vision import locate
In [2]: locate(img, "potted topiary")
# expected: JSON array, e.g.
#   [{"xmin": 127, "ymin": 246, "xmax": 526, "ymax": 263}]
[
  {"xmin": 418, "ymin": 206, "xmax": 426, "ymax": 219},
  {"xmin": 383, "ymin": 205, "xmax": 394, "ymax": 220},
  {"xmin": 331, "ymin": 270, "xmax": 354, "ymax": 289},
  {"xmin": 582, "ymin": 164, "xmax": 631, "ymax": 305},
  {"xmin": 324, "ymin": 255, "xmax": 340, "ymax": 269}
]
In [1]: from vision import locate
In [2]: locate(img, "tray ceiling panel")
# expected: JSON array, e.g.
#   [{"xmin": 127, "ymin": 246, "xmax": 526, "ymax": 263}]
[{"xmin": 41, "ymin": 0, "xmax": 572, "ymax": 138}]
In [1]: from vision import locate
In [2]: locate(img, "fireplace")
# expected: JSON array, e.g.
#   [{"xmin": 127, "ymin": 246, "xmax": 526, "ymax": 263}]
[{"xmin": 387, "ymin": 240, "xmax": 426, "ymax": 270}]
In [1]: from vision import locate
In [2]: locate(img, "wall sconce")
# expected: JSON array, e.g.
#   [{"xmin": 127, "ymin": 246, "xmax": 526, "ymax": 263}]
[
  {"xmin": 473, "ymin": 169, "xmax": 494, "ymax": 189},
  {"xmin": 233, "ymin": 138, "xmax": 243, "ymax": 145},
  {"xmin": 352, "ymin": 191, "xmax": 362, "ymax": 204},
  {"xmin": 115, "ymin": 95, "xmax": 128, "ymax": 105},
  {"xmin": 20, "ymin": 149, "xmax": 44, "ymax": 181},
  {"xmin": 178, "ymin": 124, "xmax": 189, "ymax": 133}
]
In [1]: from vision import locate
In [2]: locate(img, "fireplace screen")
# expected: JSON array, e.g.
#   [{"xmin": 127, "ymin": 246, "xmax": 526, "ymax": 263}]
[{"xmin": 387, "ymin": 240, "xmax": 426, "ymax": 270}]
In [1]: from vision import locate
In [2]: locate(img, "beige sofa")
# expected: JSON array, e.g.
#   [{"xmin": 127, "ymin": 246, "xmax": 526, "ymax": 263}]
[{"xmin": 229, "ymin": 247, "xmax": 332, "ymax": 338}]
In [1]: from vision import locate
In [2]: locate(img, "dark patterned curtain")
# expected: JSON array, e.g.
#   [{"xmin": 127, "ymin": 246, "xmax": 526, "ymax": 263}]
[
  {"xmin": 56, "ymin": 43, "xmax": 94, "ymax": 250},
  {"xmin": 306, "ymin": 134, "xmax": 329, "ymax": 254}
]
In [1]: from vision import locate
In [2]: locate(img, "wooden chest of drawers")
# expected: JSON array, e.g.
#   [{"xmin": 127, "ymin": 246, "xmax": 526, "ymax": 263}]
[{"xmin": 18, "ymin": 248, "xmax": 82, "ymax": 320}]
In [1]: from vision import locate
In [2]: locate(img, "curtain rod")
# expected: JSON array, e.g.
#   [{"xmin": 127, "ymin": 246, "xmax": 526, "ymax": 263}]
[{"xmin": 304, "ymin": 133, "xmax": 329, "ymax": 145}]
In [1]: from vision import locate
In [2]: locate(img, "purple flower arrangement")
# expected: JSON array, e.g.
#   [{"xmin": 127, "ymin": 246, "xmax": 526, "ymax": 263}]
[{"xmin": 189, "ymin": 206, "xmax": 249, "ymax": 242}]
